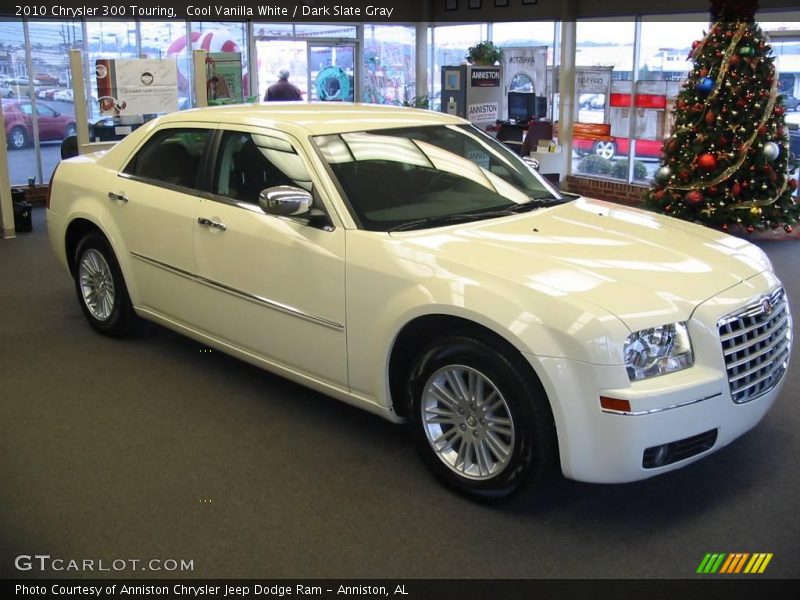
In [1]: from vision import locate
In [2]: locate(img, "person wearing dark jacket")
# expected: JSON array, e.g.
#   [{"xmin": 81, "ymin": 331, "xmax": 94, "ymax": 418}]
[{"xmin": 264, "ymin": 69, "xmax": 303, "ymax": 101}]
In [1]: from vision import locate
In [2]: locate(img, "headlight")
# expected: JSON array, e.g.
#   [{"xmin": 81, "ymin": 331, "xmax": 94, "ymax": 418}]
[{"xmin": 623, "ymin": 322, "xmax": 693, "ymax": 381}]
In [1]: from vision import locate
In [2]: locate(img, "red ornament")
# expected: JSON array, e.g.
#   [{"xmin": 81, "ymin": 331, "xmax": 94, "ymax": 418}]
[
  {"xmin": 747, "ymin": 225, "xmax": 755, "ymax": 234},
  {"xmin": 757, "ymin": 125, "xmax": 767, "ymax": 135},
  {"xmin": 654, "ymin": 190, "xmax": 665, "ymax": 202},
  {"xmin": 774, "ymin": 106, "xmax": 784, "ymax": 116},
  {"xmin": 699, "ymin": 68, "xmax": 709, "ymax": 77},
  {"xmin": 697, "ymin": 153, "xmax": 718, "ymax": 171},
  {"xmin": 705, "ymin": 111, "xmax": 716, "ymax": 125},
  {"xmin": 786, "ymin": 225, "xmax": 794, "ymax": 233},
  {"xmin": 685, "ymin": 190, "xmax": 704, "ymax": 205},
  {"xmin": 731, "ymin": 182, "xmax": 742, "ymax": 197},
  {"xmin": 693, "ymin": 103, "xmax": 704, "ymax": 112},
  {"xmin": 789, "ymin": 179, "xmax": 798, "ymax": 190},
  {"xmin": 729, "ymin": 54, "xmax": 741, "ymax": 66},
  {"xmin": 707, "ymin": 186, "xmax": 718, "ymax": 195},
  {"xmin": 679, "ymin": 170, "xmax": 691, "ymax": 181}
]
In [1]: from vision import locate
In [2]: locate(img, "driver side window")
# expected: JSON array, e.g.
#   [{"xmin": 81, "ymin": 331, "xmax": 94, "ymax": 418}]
[{"xmin": 214, "ymin": 131, "xmax": 312, "ymax": 206}]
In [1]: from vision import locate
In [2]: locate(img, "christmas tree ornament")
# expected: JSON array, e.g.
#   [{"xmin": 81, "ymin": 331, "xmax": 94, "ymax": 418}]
[
  {"xmin": 789, "ymin": 178, "xmax": 798, "ymax": 190},
  {"xmin": 729, "ymin": 54, "xmax": 741, "ymax": 66},
  {"xmin": 697, "ymin": 153, "xmax": 718, "ymax": 170},
  {"xmin": 685, "ymin": 190, "xmax": 704, "ymax": 205},
  {"xmin": 697, "ymin": 77, "xmax": 715, "ymax": 94},
  {"xmin": 731, "ymin": 182, "xmax": 742, "ymax": 197},
  {"xmin": 762, "ymin": 142, "xmax": 779, "ymax": 161},
  {"xmin": 786, "ymin": 225, "xmax": 794, "ymax": 233},
  {"xmin": 750, "ymin": 205, "xmax": 762, "ymax": 217},
  {"xmin": 705, "ymin": 111, "xmax": 716, "ymax": 124},
  {"xmin": 656, "ymin": 166, "xmax": 672, "ymax": 182},
  {"xmin": 746, "ymin": 225, "xmax": 755, "ymax": 233},
  {"xmin": 739, "ymin": 46, "xmax": 755, "ymax": 57},
  {"xmin": 773, "ymin": 105, "xmax": 784, "ymax": 116}
]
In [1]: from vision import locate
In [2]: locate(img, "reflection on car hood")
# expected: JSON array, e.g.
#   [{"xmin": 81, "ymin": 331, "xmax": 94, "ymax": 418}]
[{"xmin": 397, "ymin": 197, "xmax": 772, "ymax": 330}]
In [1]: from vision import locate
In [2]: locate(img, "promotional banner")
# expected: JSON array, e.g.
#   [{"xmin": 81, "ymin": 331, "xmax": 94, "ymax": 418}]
[
  {"xmin": 95, "ymin": 58, "xmax": 179, "ymax": 116},
  {"xmin": 206, "ymin": 52, "xmax": 244, "ymax": 104},
  {"xmin": 501, "ymin": 46, "xmax": 547, "ymax": 123},
  {"xmin": 502, "ymin": 46, "xmax": 547, "ymax": 96}
]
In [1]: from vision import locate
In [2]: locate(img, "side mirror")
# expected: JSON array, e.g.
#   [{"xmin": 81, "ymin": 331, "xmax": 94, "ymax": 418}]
[{"xmin": 258, "ymin": 185, "xmax": 312, "ymax": 217}]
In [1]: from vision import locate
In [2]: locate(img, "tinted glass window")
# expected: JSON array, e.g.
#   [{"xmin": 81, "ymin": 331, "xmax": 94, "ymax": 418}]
[
  {"xmin": 124, "ymin": 128, "xmax": 211, "ymax": 190},
  {"xmin": 315, "ymin": 124, "xmax": 559, "ymax": 231},
  {"xmin": 214, "ymin": 130, "xmax": 312, "ymax": 205}
]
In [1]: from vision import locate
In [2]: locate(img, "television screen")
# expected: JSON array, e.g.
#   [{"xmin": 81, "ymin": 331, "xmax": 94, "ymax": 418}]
[{"xmin": 508, "ymin": 92, "xmax": 546, "ymax": 121}]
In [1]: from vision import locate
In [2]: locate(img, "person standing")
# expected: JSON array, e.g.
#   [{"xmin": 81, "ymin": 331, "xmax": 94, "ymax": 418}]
[{"xmin": 264, "ymin": 68, "xmax": 303, "ymax": 101}]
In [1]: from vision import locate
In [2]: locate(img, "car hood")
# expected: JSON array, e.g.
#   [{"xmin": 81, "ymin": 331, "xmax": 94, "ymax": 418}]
[{"xmin": 394, "ymin": 197, "xmax": 771, "ymax": 332}]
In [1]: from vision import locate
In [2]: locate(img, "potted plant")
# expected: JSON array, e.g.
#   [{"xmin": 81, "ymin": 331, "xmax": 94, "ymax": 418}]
[{"xmin": 467, "ymin": 41, "xmax": 503, "ymax": 66}]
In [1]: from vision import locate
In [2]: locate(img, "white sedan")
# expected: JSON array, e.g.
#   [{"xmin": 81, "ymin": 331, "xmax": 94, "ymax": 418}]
[{"xmin": 47, "ymin": 104, "xmax": 792, "ymax": 500}]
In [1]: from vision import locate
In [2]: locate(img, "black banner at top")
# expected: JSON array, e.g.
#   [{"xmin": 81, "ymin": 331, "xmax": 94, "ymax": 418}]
[{"xmin": 0, "ymin": 0, "xmax": 421, "ymax": 21}]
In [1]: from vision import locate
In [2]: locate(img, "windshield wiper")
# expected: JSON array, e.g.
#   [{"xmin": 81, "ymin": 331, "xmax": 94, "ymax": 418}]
[{"xmin": 388, "ymin": 205, "xmax": 537, "ymax": 232}]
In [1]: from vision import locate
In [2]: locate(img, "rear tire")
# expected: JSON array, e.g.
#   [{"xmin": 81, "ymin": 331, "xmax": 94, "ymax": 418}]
[
  {"xmin": 73, "ymin": 233, "xmax": 136, "ymax": 337},
  {"xmin": 407, "ymin": 334, "xmax": 557, "ymax": 501},
  {"xmin": 593, "ymin": 140, "xmax": 616, "ymax": 160}
]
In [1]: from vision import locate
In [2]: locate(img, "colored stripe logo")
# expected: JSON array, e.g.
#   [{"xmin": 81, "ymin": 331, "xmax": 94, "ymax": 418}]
[{"xmin": 697, "ymin": 553, "xmax": 773, "ymax": 574}]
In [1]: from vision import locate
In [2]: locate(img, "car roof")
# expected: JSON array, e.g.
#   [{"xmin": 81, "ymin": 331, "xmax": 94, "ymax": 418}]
[{"xmin": 154, "ymin": 102, "xmax": 467, "ymax": 136}]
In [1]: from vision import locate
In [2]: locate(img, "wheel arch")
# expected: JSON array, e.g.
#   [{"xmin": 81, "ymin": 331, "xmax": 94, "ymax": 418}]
[
  {"xmin": 388, "ymin": 313, "xmax": 552, "ymax": 422},
  {"xmin": 65, "ymin": 218, "xmax": 106, "ymax": 276}
]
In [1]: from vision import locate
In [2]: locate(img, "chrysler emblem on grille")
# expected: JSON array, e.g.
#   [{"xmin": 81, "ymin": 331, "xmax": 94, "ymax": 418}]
[{"xmin": 762, "ymin": 298, "xmax": 774, "ymax": 315}]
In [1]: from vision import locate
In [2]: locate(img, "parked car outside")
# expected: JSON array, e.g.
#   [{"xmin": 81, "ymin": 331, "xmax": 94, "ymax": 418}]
[
  {"xmin": 47, "ymin": 104, "xmax": 792, "ymax": 500},
  {"xmin": 780, "ymin": 94, "xmax": 799, "ymax": 111},
  {"xmin": 573, "ymin": 135, "xmax": 664, "ymax": 159},
  {"xmin": 3, "ymin": 99, "xmax": 76, "ymax": 149},
  {"xmin": 33, "ymin": 73, "xmax": 61, "ymax": 86},
  {"xmin": 53, "ymin": 89, "xmax": 73, "ymax": 102}
]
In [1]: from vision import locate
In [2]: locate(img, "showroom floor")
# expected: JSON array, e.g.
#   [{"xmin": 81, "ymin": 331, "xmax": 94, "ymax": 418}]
[{"xmin": 1, "ymin": 208, "xmax": 798, "ymax": 579}]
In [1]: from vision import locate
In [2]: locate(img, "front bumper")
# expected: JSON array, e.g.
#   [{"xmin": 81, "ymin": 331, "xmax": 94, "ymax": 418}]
[{"xmin": 528, "ymin": 271, "xmax": 791, "ymax": 484}]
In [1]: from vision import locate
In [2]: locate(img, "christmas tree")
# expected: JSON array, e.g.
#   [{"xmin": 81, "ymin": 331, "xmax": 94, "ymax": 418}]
[{"xmin": 646, "ymin": 0, "xmax": 799, "ymax": 234}]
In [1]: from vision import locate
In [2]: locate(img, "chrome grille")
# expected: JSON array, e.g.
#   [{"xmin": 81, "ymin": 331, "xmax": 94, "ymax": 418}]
[{"xmin": 718, "ymin": 287, "xmax": 792, "ymax": 404}]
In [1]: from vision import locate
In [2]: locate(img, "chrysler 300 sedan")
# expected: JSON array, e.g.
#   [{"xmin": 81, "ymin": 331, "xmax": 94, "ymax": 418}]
[{"xmin": 47, "ymin": 103, "xmax": 792, "ymax": 500}]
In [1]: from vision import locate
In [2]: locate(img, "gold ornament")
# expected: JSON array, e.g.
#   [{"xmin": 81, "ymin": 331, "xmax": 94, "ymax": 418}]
[{"xmin": 750, "ymin": 205, "xmax": 762, "ymax": 217}]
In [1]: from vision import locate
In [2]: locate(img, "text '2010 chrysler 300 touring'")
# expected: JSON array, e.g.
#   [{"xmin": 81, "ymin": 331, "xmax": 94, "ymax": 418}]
[{"xmin": 47, "ymin": 103, "xmax": 792, "ymax": 500}]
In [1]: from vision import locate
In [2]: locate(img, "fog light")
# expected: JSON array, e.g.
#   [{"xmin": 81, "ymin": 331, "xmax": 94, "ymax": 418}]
[{"xmin": 650, "ymin": 444, "xmax": 671, "ymax": 467}]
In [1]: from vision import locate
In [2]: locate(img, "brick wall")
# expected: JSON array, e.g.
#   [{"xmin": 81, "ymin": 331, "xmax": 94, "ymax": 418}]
[{"xmin": 564, "ymin": 175, "xmax": 649, "ymax": 207}]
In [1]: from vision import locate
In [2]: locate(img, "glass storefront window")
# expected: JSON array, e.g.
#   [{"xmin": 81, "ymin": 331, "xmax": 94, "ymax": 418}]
[
  {"xmin": 363, "ymin": 25, "xmax": 415, "ymax": 105},
  {"xmin": 294, "ymin": 25, "xmax": 357, "ymax": 39},
  {"xmin": 572, "ymin": 20, "xmax": 635, "ymax": 181},
  {"xmin": 430, "ymin": 24, "xmax": 487, "ymax": 111},
  {"xmin": 2, "ymin": 21, "xmax": 81, "ymax": 185}
]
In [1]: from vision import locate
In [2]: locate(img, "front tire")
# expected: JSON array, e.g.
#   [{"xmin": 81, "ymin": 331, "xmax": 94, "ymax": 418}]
[
  {"xmin": 8, "ymin": 126, "xmax": 27, "ymax": 150},
  {"xmin": 407, "ymin": 335, "xmax": 557, "ymax": 501},
  {"xmin": 73, "ymin": 233, "xmax": 136, "ymax": 337}
]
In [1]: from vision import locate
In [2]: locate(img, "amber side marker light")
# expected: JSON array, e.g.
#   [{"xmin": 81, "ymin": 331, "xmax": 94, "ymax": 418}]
[{"xmin": 600, "ymin": 396, "xmax": 632, "ymax": 413}]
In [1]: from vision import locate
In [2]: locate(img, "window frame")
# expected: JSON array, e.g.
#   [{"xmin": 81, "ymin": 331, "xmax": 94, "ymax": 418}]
[{"xmin": 119, "ymin": 125, "xmax": 216, "ymax": 194}]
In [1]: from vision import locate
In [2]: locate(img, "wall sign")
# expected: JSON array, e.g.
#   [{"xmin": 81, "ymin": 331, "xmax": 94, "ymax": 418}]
[
  {"xmin": 95, "ymin": 58, "xmax": 179, "ymax": 116},
  {"xmin": 470, "ymin": 68, "xmax": 500, "ymax": 88},
  {"xmin": 468, "ymin": 102, "xmax": 498, "ymax": 123}
]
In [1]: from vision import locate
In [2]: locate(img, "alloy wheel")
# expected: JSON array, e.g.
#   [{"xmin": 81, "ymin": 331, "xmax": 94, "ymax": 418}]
[{"xmin": 420, "ymin": 365, "xmax": 515, "ymax": 480}]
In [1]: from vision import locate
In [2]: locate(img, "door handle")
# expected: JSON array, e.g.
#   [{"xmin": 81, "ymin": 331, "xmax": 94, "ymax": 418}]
[
  {"xmin": 197, "ymin": 216, "xmax": 228, "ymax": 231},
  {"xmin": 108, "ymin": 191, "xmax": 128, "ymax": 203}
]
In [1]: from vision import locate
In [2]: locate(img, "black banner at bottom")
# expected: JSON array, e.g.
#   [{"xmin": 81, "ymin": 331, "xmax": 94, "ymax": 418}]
[{"xmin": 4, "ymin": 579, "xmax": 800, "ymax": 600}]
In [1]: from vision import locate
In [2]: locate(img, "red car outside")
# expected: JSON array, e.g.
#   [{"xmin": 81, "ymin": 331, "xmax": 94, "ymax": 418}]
[
  {"xmin": 3, "ymin": 99, "xmax": 76, "ymax": 150},
  {"xmin": 573, "ymin": 136, "xmax": 665, "ymax": 159}
]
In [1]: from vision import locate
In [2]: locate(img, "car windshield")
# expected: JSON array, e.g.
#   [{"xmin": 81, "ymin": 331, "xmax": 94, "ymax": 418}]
[{"xmin": 313, "ymin": 124, "xmax": 564, "ymax": 231}]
